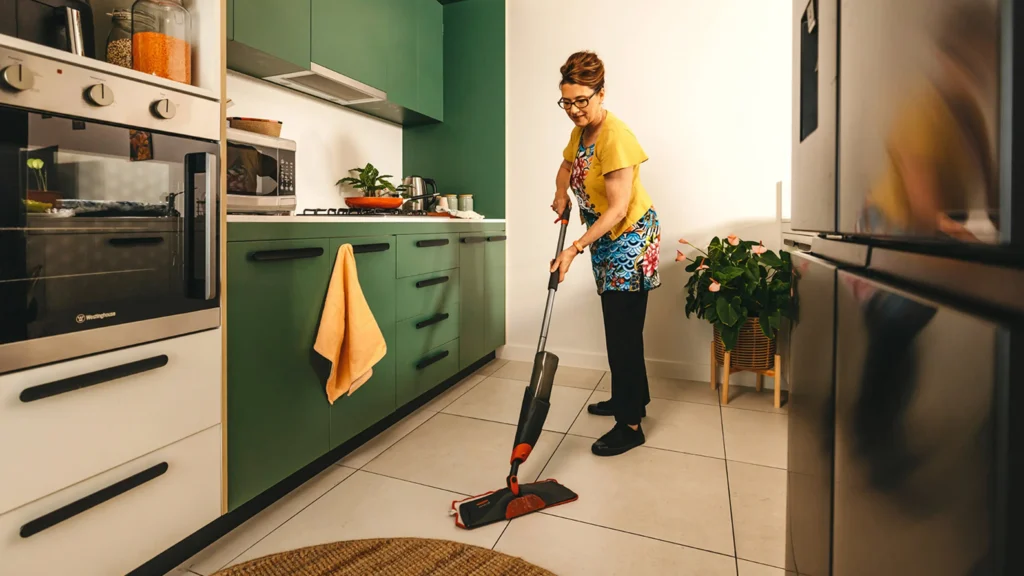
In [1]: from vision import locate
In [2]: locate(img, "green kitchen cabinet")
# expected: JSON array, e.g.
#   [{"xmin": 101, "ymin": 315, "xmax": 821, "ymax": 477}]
[
  {"xmin": 396, "ymin": 268, "xmax": 459, "ymax": 322},
  {"xmin": 385, "ymin": 0, "xmax": 418, "ymax": 111},
  {"xmin": 416, "ymin": 0, "xmax": 444, "ymax": 120},
  {"xmin": 485, "ymin": 232, "xmax": 507, "ymax": 353},
  {"xmin": 459, "ymin": 234, "xmax": 487, "ymax": 370},
  {"xmin": 396, "ymin": 233, "xmax": 459, "ymax": 278},
  {"xmin": 312, "ymin": 0, "xmax": 388, "ymax": 91},
  {"xmin": 396, "ymin": 338, "xmax": 460, "ymax": 407},
  {"xmin": 233, "ymin": 0, "xmax": 310, "ymax": 69},
  {"xmin": 227, "ymin": 239, "xmax": 331, "ymax": 510},
  {"xmin": 328, "ymin": 237, "xmax": 398, "ymax": 450}
]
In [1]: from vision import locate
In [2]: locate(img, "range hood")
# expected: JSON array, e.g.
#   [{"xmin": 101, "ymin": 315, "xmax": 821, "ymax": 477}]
[{"xmin": 264, "ymin": 63, "xmax": 386, "ymax": 106}]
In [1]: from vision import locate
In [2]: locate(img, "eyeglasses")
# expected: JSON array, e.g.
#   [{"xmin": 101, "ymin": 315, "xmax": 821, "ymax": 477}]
[{"xmin": 557, "ymin": 89, "xmax": 600, "ymax": 111}]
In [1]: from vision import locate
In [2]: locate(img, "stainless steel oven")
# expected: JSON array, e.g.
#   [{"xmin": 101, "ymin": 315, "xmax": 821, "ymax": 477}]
[
  {"xmin": 0, "ymin": 38, "xmax": 221, "ymax": 374},
  {"xmin": 226, "ymin": 128, "xmax": 296, "ymax": 214}
]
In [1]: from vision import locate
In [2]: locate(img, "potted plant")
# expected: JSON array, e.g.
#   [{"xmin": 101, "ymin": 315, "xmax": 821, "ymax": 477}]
[
  {"xmin": 25, "ymin": 158, "xmax": 61, "ymax": 206},
  {"xmin": 678, "ymin": 235, "xmax": 794, "ymax": 356},
  {"xmin": 336, "ymin": 163, "xmax": 407, "ymax": 197}
]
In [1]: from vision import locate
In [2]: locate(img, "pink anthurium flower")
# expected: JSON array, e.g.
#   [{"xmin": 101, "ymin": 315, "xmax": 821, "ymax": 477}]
[
  {"xmin": 727, "ymin": 235, "xmax": 740, "ymax": 246},
  {"xmin": 675, "ymin": 250, "xmax": 687, "ymax": 262},
  {"xmin": 752, "ymin": 243, "xmax": 767, "ymax": 255},
  {"xmin": 709, "ymin": 279, "xmax": 722, "ymax": 293},
  {"xmin": 678, "ymin": 238, "xmax": 690, "ymax": 245},
  {"xmin": 697, "ymin": 263, "xmax": 710, "ymax": 271}
]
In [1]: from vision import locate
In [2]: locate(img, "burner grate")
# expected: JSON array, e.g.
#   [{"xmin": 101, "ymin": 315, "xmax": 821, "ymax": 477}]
[{"xmin": 299, "ymin": 208, "xmax": 430, "ymax": 217}]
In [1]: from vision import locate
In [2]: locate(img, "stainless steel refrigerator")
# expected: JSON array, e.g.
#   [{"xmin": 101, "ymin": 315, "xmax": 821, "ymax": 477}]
[{"xmin": 786, "ymin": 1, "xmax": 1023, "ymax": 575}]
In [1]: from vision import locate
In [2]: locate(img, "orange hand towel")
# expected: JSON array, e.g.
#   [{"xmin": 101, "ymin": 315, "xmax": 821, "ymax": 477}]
[{"xmin": 314, "ymin": 244, "xmax": 387, "ymax": 404}]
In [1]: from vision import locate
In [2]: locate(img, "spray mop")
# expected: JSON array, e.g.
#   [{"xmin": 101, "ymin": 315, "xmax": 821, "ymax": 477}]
[{"xmin": 452, "ymin": 204, "xmax": 579, "ymax": 530}]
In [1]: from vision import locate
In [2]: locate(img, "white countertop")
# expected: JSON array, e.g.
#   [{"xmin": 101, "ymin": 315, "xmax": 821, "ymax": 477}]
[{"xmin": 227, "ymin": 215, "xmax": 506, "ymax": 224}]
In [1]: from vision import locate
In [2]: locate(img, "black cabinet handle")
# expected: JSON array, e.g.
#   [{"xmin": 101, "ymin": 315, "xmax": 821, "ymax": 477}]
[
  {"xmin": 108, "ymin": 237, "xmax": 164, "ymax": 247},
  {"xmin": 461, "ymin": 237, "xmax": 485, "ymax": 244},
  {"xmin": 249, "ymin": 247, "xmax": 324, "ymax": 262},
  {"xmin": 487, "ymin": 235, "xmax": 507, "ymax": 242},
  {"xmin": 19, "ymin": 355, "xmax": 169, "ymax": 403},
  {"xmin": 416, "ymin": 239, "xmax": 450, "ymax": 248},
  {"xmin": 416, "ymin": 313, "xmax": 450, "ymax": 330},
  {"xmin": 416, "ymin": 350, "xmax": 450, "ymax": 370},
  {"xmin": 352, "ymin": 243, "xmax": 390, "ymax": 254},
  {"xmin": 415, "ymin": 276, "xmax": 449, "ymax": 288},
  {"xmin": 20, "ymin": 462, "xmax": 168, "ymax": 539}
]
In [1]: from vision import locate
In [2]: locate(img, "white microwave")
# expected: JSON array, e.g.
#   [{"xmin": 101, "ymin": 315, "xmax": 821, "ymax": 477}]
[{"xmin": 226, "ymin": 128, "xmax": 296, "ymax": 214}]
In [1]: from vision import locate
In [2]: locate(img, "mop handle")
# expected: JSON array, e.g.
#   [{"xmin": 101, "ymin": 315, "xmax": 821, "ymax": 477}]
[{"xmin": 538, "ymin": 204, "xmax": 573, "ymax": 353}]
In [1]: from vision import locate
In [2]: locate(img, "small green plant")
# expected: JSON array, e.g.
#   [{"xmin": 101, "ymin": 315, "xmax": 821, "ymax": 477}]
[
  {"xmin": 26, "ymin": 158, "xmax": 47, "ymax": 191},
  {"xmin": 336, "ymin": 163, "xmax": 406, "ymax": 197},
  {"xmin": 678, "ymin": 235, "xmax": 794, "ymax": 351}
]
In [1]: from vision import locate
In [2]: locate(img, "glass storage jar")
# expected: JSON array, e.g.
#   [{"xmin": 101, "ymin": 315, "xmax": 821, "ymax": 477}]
[
  {"xmin": 105, "ymin": 10, "xmax": 134, "ymax": 68},
  {"xmin": 131, "ymin": 0, "xmax": 192, "ymax": 84}
]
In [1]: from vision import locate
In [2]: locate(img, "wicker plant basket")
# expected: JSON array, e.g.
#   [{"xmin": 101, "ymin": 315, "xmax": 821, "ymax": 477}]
[{"xmin": 713, "ymin": 317, "xmax": 777, "ymax": 371}]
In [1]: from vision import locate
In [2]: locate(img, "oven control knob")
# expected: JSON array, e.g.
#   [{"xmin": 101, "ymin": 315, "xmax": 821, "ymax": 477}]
[
  {"xmin": 151, "ymin": 99, "xmax": 177, "ymax": 120},
  {"xmin": 1, "ymin": 64, "xmax": 34, "ymax": 92},
  {"xmin": 84, "ymin": 84, "xmax": 114, "ymax": 106}
]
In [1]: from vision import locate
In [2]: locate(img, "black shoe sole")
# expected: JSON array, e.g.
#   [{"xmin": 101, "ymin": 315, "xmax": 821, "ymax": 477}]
[{"xmin": 591, "ymin": 436, "xmax": 645, "ymax": 457}]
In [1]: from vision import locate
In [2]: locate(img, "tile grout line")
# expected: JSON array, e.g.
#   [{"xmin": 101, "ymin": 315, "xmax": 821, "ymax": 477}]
[
  {"xmin": 360, "ymin": 468, "xmax": 473, "ymax": 498},
  {"xmin": 718, "ymin": 386, "xmax": 742, "ymax": 573},
  {"xmin": 353, "ymin": 410, "xmax": 442, "ymax": 471}
]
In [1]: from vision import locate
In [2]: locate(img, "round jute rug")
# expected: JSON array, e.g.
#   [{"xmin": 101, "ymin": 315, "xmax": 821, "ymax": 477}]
[{"xmin": 213, "ymin": 538, "xmax": 555, "ymax": 576}]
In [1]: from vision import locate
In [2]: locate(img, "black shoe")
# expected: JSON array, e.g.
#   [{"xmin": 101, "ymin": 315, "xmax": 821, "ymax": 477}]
[
  {"xmin": 587, "ymin": 401, "xmax": 647, "ymax": 418},
  {"xmin": 591, "ymin": 423, "xmax": 645, "ymax": 457}
]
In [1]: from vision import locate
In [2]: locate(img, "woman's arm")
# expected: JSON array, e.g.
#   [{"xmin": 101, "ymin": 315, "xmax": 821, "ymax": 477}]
[
  {"xmin": 552, "ymin": 160, "xmax": 572, "ymax": 215},
  {"xmin": 549, "ymin": 166, "xmax": 632, "ymax": 282}
]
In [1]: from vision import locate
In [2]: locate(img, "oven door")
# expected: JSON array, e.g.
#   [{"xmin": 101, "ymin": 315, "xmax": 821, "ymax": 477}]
[{"xmin": 0, "ymin": 107, "xmax": 219, "ymax": 374}]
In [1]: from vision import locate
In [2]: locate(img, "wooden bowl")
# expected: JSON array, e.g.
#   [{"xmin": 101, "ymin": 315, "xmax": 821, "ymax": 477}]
[
  {"xmin": 345, "ymin": 197, "xmax": 404, "ymax": 210},
  {"xmin": 228, "ymin": 117, "xmax": 283, "ymax": 137}
]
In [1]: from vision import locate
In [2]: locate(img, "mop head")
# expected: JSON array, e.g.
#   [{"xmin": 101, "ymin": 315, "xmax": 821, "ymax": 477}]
[{"xmin": 452, "ymin": 480, "xmax": 578, "ymax": 530}]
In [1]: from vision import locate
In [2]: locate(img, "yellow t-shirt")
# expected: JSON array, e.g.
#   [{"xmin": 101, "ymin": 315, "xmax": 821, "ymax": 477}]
[{"xmin": 562, "ymin": 111, "xmax": 653, "ymax": 240}]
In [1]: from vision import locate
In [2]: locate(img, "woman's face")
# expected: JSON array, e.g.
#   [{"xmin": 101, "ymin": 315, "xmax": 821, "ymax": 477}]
[{"xmin": 560, "ymin": 83, "xmax": 605, "ymax": 128}]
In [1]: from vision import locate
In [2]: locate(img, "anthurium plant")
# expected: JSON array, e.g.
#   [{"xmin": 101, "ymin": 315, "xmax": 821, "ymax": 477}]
[{"xmin": 678, "ymin": 235, "xmax": 794, "ymax": 352}]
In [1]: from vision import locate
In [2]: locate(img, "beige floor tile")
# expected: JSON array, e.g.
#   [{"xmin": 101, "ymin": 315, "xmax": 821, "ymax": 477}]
[
  {"xmin": 596, "ymin": 374, "xmax": 720, "ymax": 406},
  {"xmin": 495, "ymin": 513, "xmax": 737, "ymax": 576},
  {"xmin": 185, "ymin": 466, "xmax": 355, "ymax": 575},
  {"xmin": 364, "ymin": 413, "xmax": 563, "ymax": 496},
  {"xmin": 492, "ymin": 360, "xmax": 534, "ymax": 381},
  {"xmin": 722, "ymin": 407, "xmax": 788, "ymax": 469},
  {"xmin": 474, "ymin": 358, "xmax": 509, "ymax": 376},
  {"xmin": 338, "ymin": 407, "xmax": 436, "ymax": 469},
  {"xmin": 729, "ymin": 462, "xmax": 787, "ymax": 568},
  {"xmin": 231, "ymin": 471, "xmax": 506, "ymax": 567},
  {"xmin": 597, "ymin": 371, "xmax": 611, "ymax": 392},
  {"xmin": 569, "ymin": 391, "xmax": 725, "ymax": 459},
  {"xmin": 738, "ymin": 560, "xmax": 786, "ymax": 576},
  {"xmin": 493, "ymin": 361, "xmax": 604, "ymax": 390},
  {"xmin": 538, "ymin": 435, "xmax": 735, "ymax": 556},
  {"xmin": 421, "ymin": 375, "xmax": 486, "ymax": 413},
  {"xmin": 723, "ymin": 387, "xmax": 788, "ymax": 414},
  {"xmin": 442, "ymin": 377, "xmax": 590, "ymax": 433}
]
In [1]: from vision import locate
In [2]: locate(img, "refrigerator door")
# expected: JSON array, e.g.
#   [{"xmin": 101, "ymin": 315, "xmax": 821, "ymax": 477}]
[
  {"xmin": 837, "ymin": 0, "xmax": 1005, "ymax": 245},
  {"xmin": 786, "ymin": 253, "xmax": 837, "ymax": 576},
  {"xmin": 833, "ymin": 270, "xmax": 1007, "ymax": 575},
  {"xmin": 791, "ymin": 0, "xmax": 838, "ymax": 233}
]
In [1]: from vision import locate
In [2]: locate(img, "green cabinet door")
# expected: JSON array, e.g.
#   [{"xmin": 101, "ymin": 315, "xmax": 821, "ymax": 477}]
[
  {"xmin": 396, "ymin": 338, "xmax": 460, "ymax": 407},
  {"xmin": 328, "ymin": 237, "xmax": 397, "ymax": 450},
  {"xmin": 416, "ymin": 0, "xmax": 444, "ymax": 120},
  {"xmin": 227, "ymin": 239, "xmax": 331, "ymax": 510},
  {"xmin": 484, "ymin": 232, "xmax": 507, "ymax": 353},
  {"xmin": 459, "ymin": 234, "xmax": 486, "ymax": 370},
  {"xmin": 227, "ymin": 0, "xmax": 234, "ymax": 41},
  {"xmin": 312, "ymin": 0, "xmax": 388, "ymax": 91},
  {"xmin": 385, "ymin": 0, "xmax": 418, "ymax": 111},
  {"xmin": 234, "ymin": 0, "xmax": 311, "ymax": 68}
]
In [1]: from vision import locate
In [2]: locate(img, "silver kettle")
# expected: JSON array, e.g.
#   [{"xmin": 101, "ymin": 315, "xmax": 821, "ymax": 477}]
[{"xmin": 401, "ymin": 176, "xmax": 438, "ymax": 211}]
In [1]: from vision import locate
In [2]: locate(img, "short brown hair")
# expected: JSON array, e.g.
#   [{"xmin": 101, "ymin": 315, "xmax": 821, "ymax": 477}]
[{"xmin": 560, "ymin": 51, "xmax": 605, "ymax": 90}]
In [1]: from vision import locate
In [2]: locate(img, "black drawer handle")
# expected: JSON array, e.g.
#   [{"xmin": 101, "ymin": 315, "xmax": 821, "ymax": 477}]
[
  {"xmin": 416, "ymin": 276, "xmax": 449, "ymax": 288},
  {"xmin": 416, "ymin": 239, "xmax": 450, "ymax": 248},
  {"xmin": 461, "ymin": 237, "xmax": 485, "ymax": 244},
  {"xmin": 416, "ymin": 313, "xmax": 450, "ymax": 329},
  {"xmin": 353, "ymin": 243, "xmax": 390, "ymax": 254},
  {"xmin": 250, "ymin": 247, "xmax": 324, "ymax": 261},
  {"xmin": 108, "ymin": 237, "xmax": 164, "ymax": 247},
  {"xmin": 487, "ymin": 235, "xmax": 507, "ymax": 242},
  {"xmin": 20, "ymin": 462, "xmax": 168, "ymax": 539},
  {"xmin": 20, "ymin": 355, "xmax": 169, "ymax": 403},
  {"xmin": 416, "ymin": 350, "xmax": 450, "ymax": 370}
]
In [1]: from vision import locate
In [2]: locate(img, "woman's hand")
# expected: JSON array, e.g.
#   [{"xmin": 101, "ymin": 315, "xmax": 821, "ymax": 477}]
[
  {"xmin": 551, "ymin": 192, "xmax": 570, "ymax": 220},
  {"xmin": 550, "ymin": 247, "xmax": 578, "ymax": 283}
]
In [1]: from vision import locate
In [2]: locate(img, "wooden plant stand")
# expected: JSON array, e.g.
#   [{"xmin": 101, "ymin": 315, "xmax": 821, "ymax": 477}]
[{"xmin": 709, "ymin": 319, "xmax": 782, "ymax": 408}]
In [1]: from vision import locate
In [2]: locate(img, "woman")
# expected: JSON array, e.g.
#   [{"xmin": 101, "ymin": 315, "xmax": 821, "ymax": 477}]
[{"xmin": 550, "ymin": 51, "xmax": 660, "ymax": 457}]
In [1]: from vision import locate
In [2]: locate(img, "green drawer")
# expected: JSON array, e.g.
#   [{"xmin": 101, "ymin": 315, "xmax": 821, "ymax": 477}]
[
  {"xmin": 396, "ymin": 233, "xmax": 459, "ymax": 278},
  {"xmin": 396, "ymin": 268, "xmax": 459, "ymax": 321},
  {"xmin": 397, "ymin": 338, "xmax": 460, "ymax": 406},
  {"xmin": 397, "ymin": 305, "xmax": 460, "ymax": 364}
]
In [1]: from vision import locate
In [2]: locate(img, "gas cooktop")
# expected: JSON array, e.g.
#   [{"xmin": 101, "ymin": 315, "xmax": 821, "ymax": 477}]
[{"xmin": 298, "ymin": 208, "xmax": 430, "ymax": 217}]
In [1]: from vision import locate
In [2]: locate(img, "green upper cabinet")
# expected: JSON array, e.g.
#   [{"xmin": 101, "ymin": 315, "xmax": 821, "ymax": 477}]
[
  {"xmin": 312, "ymin": 0, "xmax": 389, "ymax": 91},
  {"xmin": 416, "ymin": 0, "xmax": 444, "ymax": 120},
  {"xmin": 385, "ymin": 0, "xmax": 418, "ymax": 111},
  {"xmin": 233, "ymin": 0, "xmax": 310, "ymax": 69}
]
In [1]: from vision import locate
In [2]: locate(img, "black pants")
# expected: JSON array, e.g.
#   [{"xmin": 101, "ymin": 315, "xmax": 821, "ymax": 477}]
[{"xmin": 601, "ymin": 290, "xmax": 651, "ymax": 425}]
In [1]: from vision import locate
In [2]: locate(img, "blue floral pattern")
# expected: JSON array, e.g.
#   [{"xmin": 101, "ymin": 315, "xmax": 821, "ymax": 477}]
[{"xmin": 570, "ymin": 141, "xmax": 661, "ymax": 294}]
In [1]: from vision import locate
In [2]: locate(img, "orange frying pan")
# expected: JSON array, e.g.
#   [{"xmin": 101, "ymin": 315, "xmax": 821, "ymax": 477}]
[{"xmin": 344, "ymin": 196, "xmax": 404, "ymax": 210}]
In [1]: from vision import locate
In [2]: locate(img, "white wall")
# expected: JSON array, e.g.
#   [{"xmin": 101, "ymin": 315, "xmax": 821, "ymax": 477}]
[
  {"xmin": 226, "ymin": 72, "xmax": 403, "ymax": 211},
  {"xmin": 505, "ymin": 0, "xmax": 792, "ymax": 383}
]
